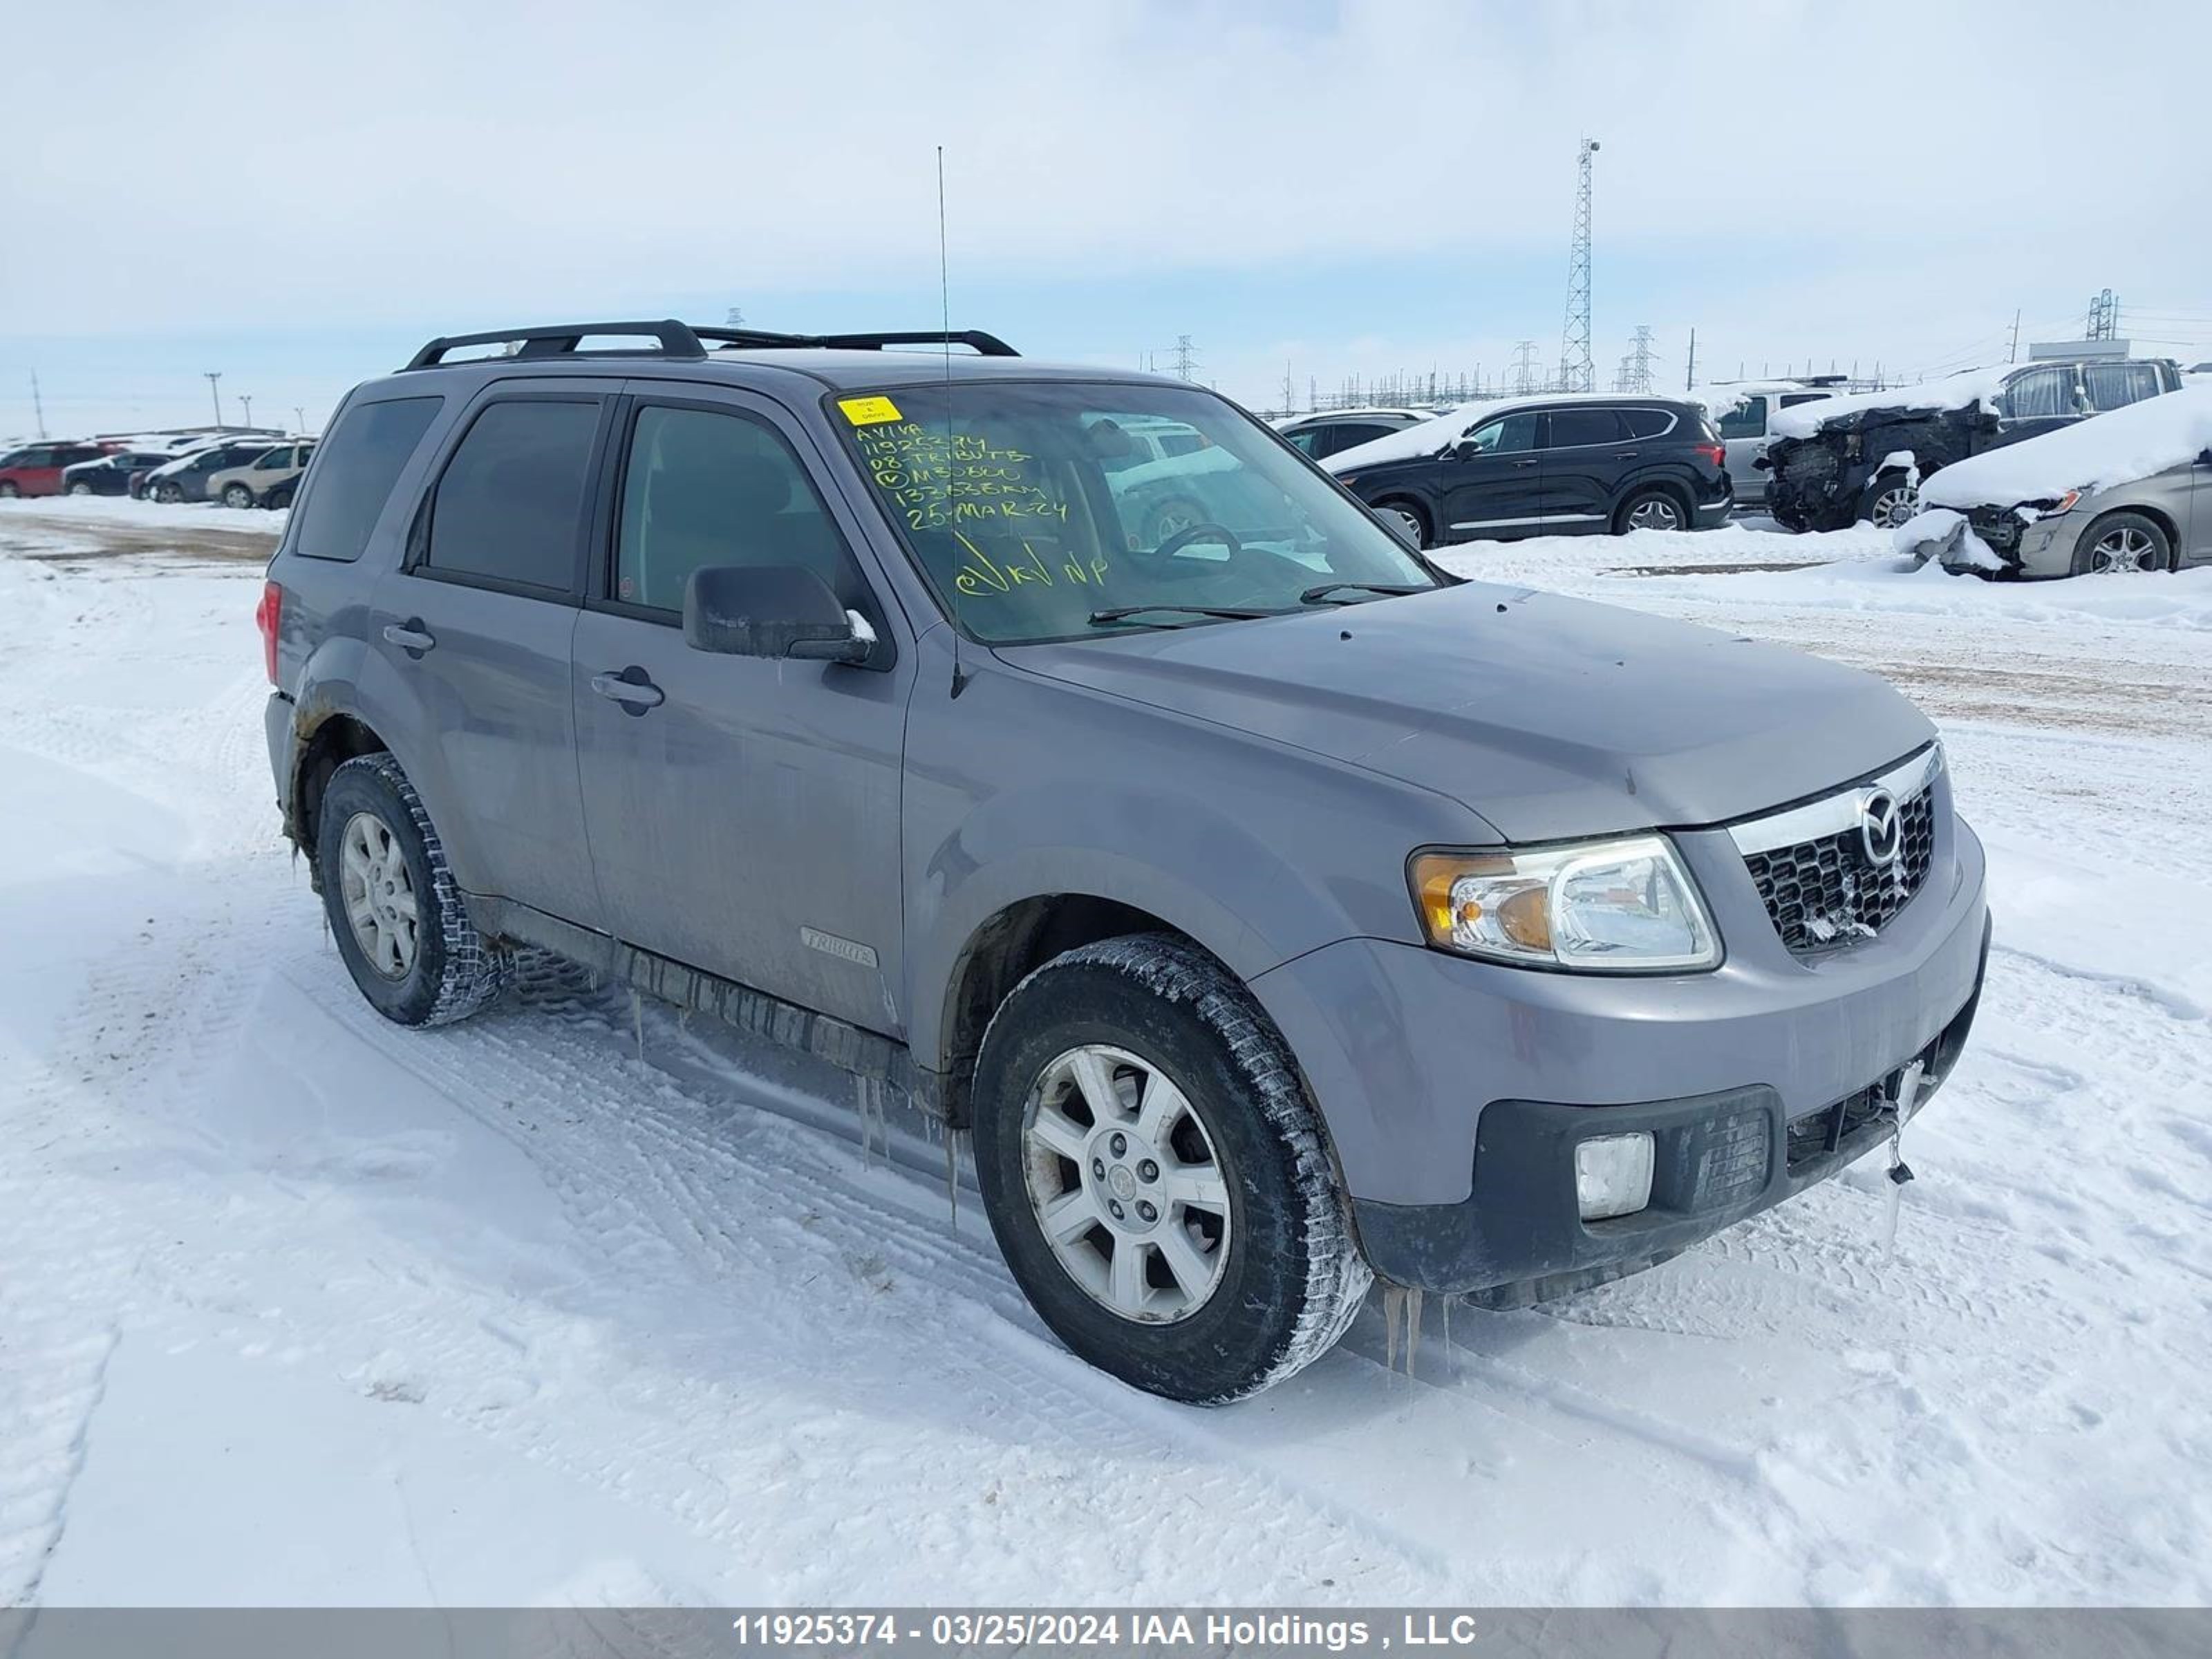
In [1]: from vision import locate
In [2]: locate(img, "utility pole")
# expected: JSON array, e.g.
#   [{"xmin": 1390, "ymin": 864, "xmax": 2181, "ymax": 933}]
[
  {"xmin": 29, "ymin": 371, "xmax": 47, "ymax": 439},
  {"xmin": 1684, "ymin": 327, "xmax": 1697, "ymax": 392},
  {"xmin": 205, "ymin": 371, "xmax": 223, "ymax": 427},
  {"xmin": 294, "ymin": 406, "xmax": 307, "ymax": 433},
  {"xmin": 1281, "ymin": 361, "xmax": 1295, "ymax": 418},
  {"xmin": 1557, "ymin": 138, "xmax": 1600, "ymax": 393},
  {"xmin": 240, "ymin": 395, "xmax": 254, "ymax": 429},
  {"xmin": 2008, "ymin": 309, "xmax": 2021, "ymax": 363}
]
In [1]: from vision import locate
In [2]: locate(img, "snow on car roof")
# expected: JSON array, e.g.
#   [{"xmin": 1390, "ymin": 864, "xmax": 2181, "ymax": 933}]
[
  {"xmin": 1273, "ymin": 407, "xmax": 1430, "ymax": 428},
  {"xmin": 1322, "ymin": 390, "xmax": 1680, "ymax": 473},
  {"xmin": 1920, "ymin": 382, "xmax": 2212, "ymax": 511},
  {"xmin": 1768, "ymin": 364, "xmax": 2018, "ymax": 440}
]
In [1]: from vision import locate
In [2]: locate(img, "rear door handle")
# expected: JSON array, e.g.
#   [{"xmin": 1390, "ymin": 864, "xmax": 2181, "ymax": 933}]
[
  {"xmin": 591, "ymin": 669, "xmax": 665, "ymax": 712},
  {"xmin": 382, "ymin": 621, "xmax": 435, "ymax": 653},
  {"xmin": 1613, "ymin": 450, "xmax": 1642, "ymax": 459}
]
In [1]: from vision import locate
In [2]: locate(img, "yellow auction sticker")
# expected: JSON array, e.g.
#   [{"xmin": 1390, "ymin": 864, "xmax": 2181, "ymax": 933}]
[{"xmin": 837, "ymin": 395, "xmax": 903, "ymax": 426}]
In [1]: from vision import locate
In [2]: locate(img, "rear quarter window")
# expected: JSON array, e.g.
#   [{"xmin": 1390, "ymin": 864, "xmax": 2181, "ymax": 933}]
[
  {"xmin": 423, "ymin": 398, "xmax": 601, "ymax": 592},
  {"xmin": 1621, "ymin": 407, "xmax": 1678, "ymax": 439},
  {"xmin": 292, "ymin": 396, "xmax": 442, "ymax": 563}
]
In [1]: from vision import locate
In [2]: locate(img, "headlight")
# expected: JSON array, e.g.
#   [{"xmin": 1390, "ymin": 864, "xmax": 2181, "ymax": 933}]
[{"xmin": 1409, "ymin": 836, "xmax": 1720, "ymax": 972}]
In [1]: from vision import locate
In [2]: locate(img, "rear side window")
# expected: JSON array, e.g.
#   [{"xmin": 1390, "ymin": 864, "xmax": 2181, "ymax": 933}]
[
  {"xmin": 1620, "ymin": 407, "xmax": 1677, "ymax": 439},
  {"xmin": 1999, "ymin": 366, "xmax": 2076, "ymax": 420},
  {"xmin": 2081, "ymin": 362, "xmax": 2164, "ymax": 412},
  {"xmin": 615, "ymin": 404, "xmax": 852, "ymax": 611},
  {"xmin": 294, "ymin": 396, "xmax": 442, "ymax": 563},
  {"xmin": 426, "ymin": 399, "xmax": 601, "ymax": 592},
  {"xmin": 1544, "ymin": 407, "xmax": 1625, "ymax": 448}
]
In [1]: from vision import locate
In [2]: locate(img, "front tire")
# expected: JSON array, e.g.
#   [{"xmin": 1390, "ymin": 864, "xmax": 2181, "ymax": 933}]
[
  {"xmin": 1375, "ymin": 498, "xmax": 1431, "ymax": 550},
  {"xmin": 972, "ymin": 934, "xmax": 1369, "ymax": 1404},
  {"xmin": 0, "ymin": 482, "xmax": 18, "ymax": 499},
  {"xmin": 2071, "ymin": 509, "xmax": 2172, "ymax": 576},
  {"xmin": 1857, "ymin": 471, "xmax": 1920, "ymax": 529},
  {"xmin": 68, "ymin": 481, "xmax": 93, "ymax": 496},
  {"xmin": 153, "ymin": 482, "xmax": 182, "ymax": 504},
  {"xmin": 315, "ymin": 753, "xmax": 510, "ymax": 1027}
]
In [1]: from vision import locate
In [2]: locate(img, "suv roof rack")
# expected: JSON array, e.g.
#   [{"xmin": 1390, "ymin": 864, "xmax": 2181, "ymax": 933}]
[
  {"xmin": 695, "ymin": 327, "xmax": 1019, "ymax": 358},
  {"xmin": 401, "ymin": 321, "xmax": 1018, "ymax": 372}
]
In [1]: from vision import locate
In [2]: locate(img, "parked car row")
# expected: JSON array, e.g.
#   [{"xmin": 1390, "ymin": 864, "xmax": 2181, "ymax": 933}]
[
  {"xmin": 1761, "ymin": 357, "xmax": 2186, "ymax": 532},
  {"xmin": 0, "ymin": 431, "xmax": 316, "ymax": 507}
]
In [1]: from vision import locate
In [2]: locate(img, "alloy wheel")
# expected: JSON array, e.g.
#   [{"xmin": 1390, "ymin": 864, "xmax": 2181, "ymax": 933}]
[
  {"xmin": 1868, "ymin": 484, "xmax": 1918, "ymax": 529},
  {"xmin": 339, "ymin": 810, "xmax": 420, "ymax": 980},
  {"xmin": 1020, "ymin": 1043, "xmax": 1231, "ymax": 1324},
  {"xmin": 2088, "ymin": 525, "xmax": 2158, "ymax": 574},
  {"xmin": 1390, "ymin": 507, "xmax": 1425, "ymax": 546},
  {"xmin": 1626, "ymin": 496, "xmax": 1681, "ymax": 532}
]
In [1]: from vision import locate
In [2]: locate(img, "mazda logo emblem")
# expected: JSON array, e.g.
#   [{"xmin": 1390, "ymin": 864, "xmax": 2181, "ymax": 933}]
[{"xmin": 1859, "ymin": 788, "xmax": 1904, "ymax": 867}]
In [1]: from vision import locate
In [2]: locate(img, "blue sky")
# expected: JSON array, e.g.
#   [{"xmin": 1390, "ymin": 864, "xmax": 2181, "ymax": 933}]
[{"xmin": 6, "ymin": 0, "xmax": 2209, "ymax": 438}]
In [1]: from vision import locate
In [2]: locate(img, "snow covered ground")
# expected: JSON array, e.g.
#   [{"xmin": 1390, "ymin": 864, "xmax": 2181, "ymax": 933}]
[{"xmin": 2, "ymin": 502, "xmax": 2209, "ymax": 1608}]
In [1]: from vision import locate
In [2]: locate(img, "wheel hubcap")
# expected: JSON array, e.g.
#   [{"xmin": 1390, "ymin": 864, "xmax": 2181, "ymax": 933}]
[
  {"xmin": 1020, "ymin": 1043, "xmax": 1231, "ymax": 1323},
  {"xmin": 338, "ymin": 811, "xmax": 420, "ymax": 980},
  {"xmin": 1392, "ymin": 509, "xmax": 1423, "ymax": 544},
  {"xmin": 1873, "ymin": 487, "xmax": 1918, "ymax": 528},
  {"xmin": 1627, "ymin": 498, "xmax": 1679, "ymax": 531},
  {"xmin": 2092, "ymin": 527, "xmax": 2154, "ymax": 573}
]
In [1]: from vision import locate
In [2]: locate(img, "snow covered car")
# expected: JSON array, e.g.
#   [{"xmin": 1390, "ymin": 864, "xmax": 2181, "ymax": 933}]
[
  {"xmin": 1898, "ymin": 383, "xmax": 2212, "ymax": 578},
  {"xmin": 261, "ymin": 319, "xmax": 1988, "ymax": 1404},
  {"xmin": 1274, "ymin": 407, "xmax": 1430, "ymax": 461},
  {"xmin": 1763, "ymin": 358, "xmax": 2186, "ymax": 533},
  {"xmin": 59, "ymin": 449, "xmax": 176, "ymax": 497},
  {"xmin": 205, "ymin": 438, "xmax": 316, "ymax": 509}
]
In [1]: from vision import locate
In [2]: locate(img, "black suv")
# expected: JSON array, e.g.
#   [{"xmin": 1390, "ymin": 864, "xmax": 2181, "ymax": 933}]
[{"xmin": 1323, "ymin": 397, "xmax": 1732, "ymax": 547}]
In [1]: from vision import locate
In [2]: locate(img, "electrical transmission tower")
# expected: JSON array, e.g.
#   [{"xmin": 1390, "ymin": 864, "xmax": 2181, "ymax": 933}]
[
  {"xmin": 1172, "ymin": 335, "xmax": 1199, "ymax": 382},
  {"xmin": 1618, "ymin": 324, "xmax": 1654, "ymax": 393},
  {"xmin": 1509, "ymin": 340, "xmax": 1540, "ymax": 395},
  {"xmin": 2086, "ymin": 289, "xmax": 2119, "ymax": 340},
  {"xmin": 1557, "ymin": 138, "xmax": 1599, "ymax": 393}
]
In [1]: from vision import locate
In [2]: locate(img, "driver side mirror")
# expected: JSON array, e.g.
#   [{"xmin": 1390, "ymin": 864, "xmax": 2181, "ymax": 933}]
[
  {"xmin": 684, "ymin": 565, "xmax": 870, "ymax": 664},
  {"xmin": 2198, "ymin": 448, "xmax": 2212, "ymax": 469},
  {"xmin": 1449, "ymin": 439, "xmax": 1481, "ymax": 463}
]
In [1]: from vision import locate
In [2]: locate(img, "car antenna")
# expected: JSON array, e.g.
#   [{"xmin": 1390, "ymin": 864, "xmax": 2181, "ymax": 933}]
[{"xmin": 939, "ymin": 144, "xmax": 969, "ymax": 700}]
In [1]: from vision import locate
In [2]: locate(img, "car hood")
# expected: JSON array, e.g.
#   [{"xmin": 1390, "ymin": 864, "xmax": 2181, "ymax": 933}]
[{"xmin": 1000, "ymin": 582, "xmax": 1934, "ymax": 842}]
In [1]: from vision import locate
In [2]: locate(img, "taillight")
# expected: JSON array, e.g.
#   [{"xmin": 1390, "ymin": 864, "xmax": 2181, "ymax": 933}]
[
  {"xmin": 255, "ymin": 580, "xmax": 282, "ymax": 685},
  {"xmin": 1694, "ymin": 442, "xmax": 1726, "ymax": 469}
]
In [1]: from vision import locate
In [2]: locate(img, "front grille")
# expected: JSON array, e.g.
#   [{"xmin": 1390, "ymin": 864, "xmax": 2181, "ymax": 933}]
[{"xmin": 1744, "ymin": 785, "xmax": 1935, "ymax": 954}]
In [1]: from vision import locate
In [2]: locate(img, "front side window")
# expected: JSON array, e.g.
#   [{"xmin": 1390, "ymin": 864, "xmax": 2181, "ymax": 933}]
[
  {"xmin": 838, "ymin": 381, "xmax": 1440, "ymax": 644},
  {"xmin": 294, "ymin": 395, "xmax": 441, "ymax": 563},
  {"xmin": 2000, "ymin": 366, "xmax": 2074, "ymax": 420},
  {"xmin": 2081, "ymin": 362, "xmax": 2163, "ymax": 411},
  {"xmin": 1544, "ymin": 408, "xmax": 1625, "ymax": 449},
  {"xmin": 1464, "ymin": 411, "xmax": 1539, "ymax": 456},
  {"xmin": 615, "ymin": 404, "xmax": 853, "ymax": 611},
  {"xmin": 1714, "ymin": 395, "xmax": 1767, "ymax": 439},
  {"xmin": 424, "ymin": 399, "xmax": 600, "ymax": 592},
  {"xmin": 256, "ymin": 447, "xmax": 292, "ymax": 469}
]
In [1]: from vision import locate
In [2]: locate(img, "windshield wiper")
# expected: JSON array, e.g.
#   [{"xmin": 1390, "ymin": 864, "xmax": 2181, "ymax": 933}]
[
  {"xmin": 1297, "ymin": 582, "xmax": 1432, "ymax": 606},
  {"xmin": 1087, "ymin": 604, "xmax": 1280, "ymax": 627}
]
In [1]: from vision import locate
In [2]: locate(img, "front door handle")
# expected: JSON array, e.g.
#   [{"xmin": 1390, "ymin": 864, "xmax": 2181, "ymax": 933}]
[
  {"xmin": 1511, "ymin": 458, "xmax": 1537, "ymax": 469},
  {"xmin": 1613, "ymin": 450, "xmax": 1642, "ymax": 459},
  {"xmin": 591, "ymin": 669, "xmax": 665, "ymax": 712},
  {"xmin": 382, "ymin": 620, "xmax": 435, "ymax": 653}
]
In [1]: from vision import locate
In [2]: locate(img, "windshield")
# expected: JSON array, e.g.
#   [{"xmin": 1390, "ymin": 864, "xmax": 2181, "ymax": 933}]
[{"xmin": 834, "ymin": 381, "xmax": 1440, "ymax": 642}]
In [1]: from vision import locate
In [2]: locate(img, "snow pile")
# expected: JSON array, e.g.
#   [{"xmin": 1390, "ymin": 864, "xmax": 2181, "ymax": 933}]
[
  {"xmin": 1921, "ymin": 383, "xmax": 2212, "ymax": 512},
  {"xmin": 1768, "ymin": 364, "xmax": 2018, "ymax": 440},
  {"xmin": 1890, "ymin": 507, "xmax": 2007, "ymax": 572},
  {"xmin": 0, "ymin": 494, "xmax": 287, "ymax": 532}
]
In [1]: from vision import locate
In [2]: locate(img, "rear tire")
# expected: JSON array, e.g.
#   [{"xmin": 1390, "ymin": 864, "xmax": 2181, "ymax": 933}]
[
  {"xmin": 315, "ymin": 753, "xmax": 510, "ymax": 1028},
  {"xmin": 222, "ymin": 482, "xmax": 255, "ymax": 509},
  {"xmin": 972, "ymin": 934, "xmax": 1370, "ymax": 1404},
  {"xmin": 0, "ymin": 482, "xmax": 18, "ymax": 499},
  {"xmin": 2070, "ymin": 510, "xmax": 2173, "ymax": 576},
  {"xmin": 68, "ymin": 481, "xmax": 93, "ymax": 496},
  {"xmin": 1612, "ymin": 486, "xmax": 1685, "ymax": 534}
]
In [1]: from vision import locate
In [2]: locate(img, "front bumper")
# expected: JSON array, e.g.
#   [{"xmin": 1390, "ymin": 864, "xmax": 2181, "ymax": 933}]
[{"xmin": 1248, "ymin": 803, "xmax": 1989, "ymax": 1295}]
